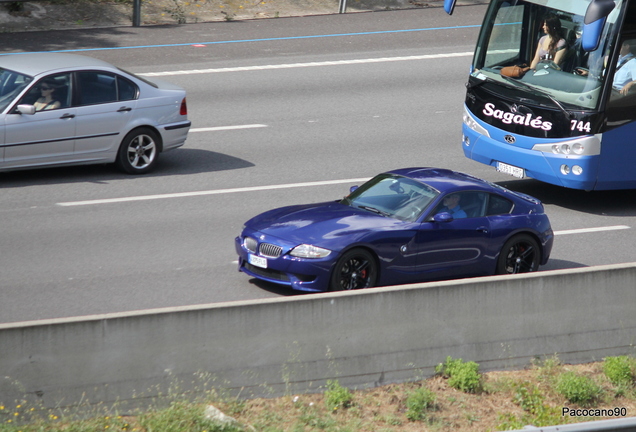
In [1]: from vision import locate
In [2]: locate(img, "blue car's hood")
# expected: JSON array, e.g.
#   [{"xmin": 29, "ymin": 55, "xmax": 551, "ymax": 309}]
[{"xmin": 245, "ymin": 201, "xmax": 406, "ymax": 247}]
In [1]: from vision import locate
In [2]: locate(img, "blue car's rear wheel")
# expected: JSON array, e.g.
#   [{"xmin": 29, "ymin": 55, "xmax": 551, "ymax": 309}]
[
  {"xmin": 330, "ymin": 248, "xmax": 377, "ymax": 291},
  {"xmin": 496, "ymin": 234, "xmax": 540, "ymax": 274}
]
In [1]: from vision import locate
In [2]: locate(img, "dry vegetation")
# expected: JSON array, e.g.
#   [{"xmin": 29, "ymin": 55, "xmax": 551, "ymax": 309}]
[
  {"xmin": 2, "ymin": 356, "xmax": 636, "ymax": 432},
  {"xmin": 226, "ymin": 358, "xmax": 636, "ymax": 432}
]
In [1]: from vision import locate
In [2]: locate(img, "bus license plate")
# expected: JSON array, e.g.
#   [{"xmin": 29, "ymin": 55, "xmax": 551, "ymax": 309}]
[
  {"xmin": 496, "ymin": 162, "xmax": 525, "ymax": 179},
  {"xmin": 248, "ymin": 254, "xmax": 268, "ymax": 269}
]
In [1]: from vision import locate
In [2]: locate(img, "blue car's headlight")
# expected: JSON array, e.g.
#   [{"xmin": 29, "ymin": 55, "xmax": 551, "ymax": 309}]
[{"xmin": 290, "ymin": 244, "xmax": 332, "ymax": 259}]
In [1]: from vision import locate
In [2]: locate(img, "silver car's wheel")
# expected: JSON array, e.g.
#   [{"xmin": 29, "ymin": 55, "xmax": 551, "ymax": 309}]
[{"xmin": 116, "ymin": 128, "xmax": 160, "ymax": 174}]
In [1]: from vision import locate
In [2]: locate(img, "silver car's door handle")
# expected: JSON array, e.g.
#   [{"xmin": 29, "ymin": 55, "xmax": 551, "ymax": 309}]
[
  {"xmin": 117, "ymin": 107, "xmax": 132, "ymax": 112},
  {"xmin": 60, "ymin": 113, "xmax": 75, "ymax": 119}
]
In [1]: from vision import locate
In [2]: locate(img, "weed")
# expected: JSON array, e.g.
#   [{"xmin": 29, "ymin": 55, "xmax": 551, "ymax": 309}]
[
  {"xmin": 496, "ymin": 412, "xmax": 525, "ymax": 430},
  {"xmin": 405, "ymin": 386, "xmax": 435, "ymax": 421},
  {"xmin": 514, "ymin": 382, "xmax": 544, "ymax": 415},
  {"xmin": 324, "ymin": 380, "xmax": 353, "ymax": 411},
  {"xmin": 436, "ymin": 356, "xmax": 483, "ymax": 393},
  {"xmin": 603, "ymin": 356, "xmax": 635, "ymax": 387},
  {"xmin": 556, "ymin": 371, "xmax": 603, "ymax": 407}
]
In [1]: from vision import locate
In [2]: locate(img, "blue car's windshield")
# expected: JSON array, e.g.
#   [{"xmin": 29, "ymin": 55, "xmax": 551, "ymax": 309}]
[
  {"xmin": 0, "ymin": 68, "xmax": 33, "ymax": 112},
  {"xmin": 343, "ymin": 174, "xmax": 439, "ymax": 222}
]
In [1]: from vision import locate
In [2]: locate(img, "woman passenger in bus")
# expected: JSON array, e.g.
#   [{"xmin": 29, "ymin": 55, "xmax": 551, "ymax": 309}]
[{"xmin": 530, "ymin": 16, "xmax": 567, "ymax": 71}]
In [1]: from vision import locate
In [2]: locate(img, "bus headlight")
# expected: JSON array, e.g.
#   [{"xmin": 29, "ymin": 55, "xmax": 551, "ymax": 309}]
[
  {"xmin": 463, "ymin": 106, "xmax": 490, "ymax": 138},
  {"xmin": 572, "ymin": 143, "xmax": 585, "ymax": 155},
  {"xmin": 533, "ymin": 135, "xmax": 601, "ymax": 156},
  {"xmin": 572, "ymin": 165, "xmax": 583, "ymax": 175},
  {"xmin": 560, "ymin": 165, "xmax": 570, "ymax": 175}
]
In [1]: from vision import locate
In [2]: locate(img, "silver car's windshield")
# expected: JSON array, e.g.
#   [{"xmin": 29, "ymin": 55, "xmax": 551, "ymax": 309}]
[
  {"xmin": 343, "ymin": 174, "xmax": 439, "ymax": 222},
  {"xmin": 473, "ymin": 0, "xmax": 623, "ymax": 110},
  {"xmin": 0, "ymin": 68, "xmax": 33, "ymax": 112}
]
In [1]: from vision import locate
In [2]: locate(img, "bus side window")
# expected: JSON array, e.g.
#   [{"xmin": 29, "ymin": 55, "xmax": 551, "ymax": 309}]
[{"xmin": 610, "ymin": 39, "xmax": 636, "ymax": 96}]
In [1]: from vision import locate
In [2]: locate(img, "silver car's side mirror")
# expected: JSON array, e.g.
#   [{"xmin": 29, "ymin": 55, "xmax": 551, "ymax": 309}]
[{"xmin": 17, "ymin": 104, "xmax": 36, "ymax": 115}]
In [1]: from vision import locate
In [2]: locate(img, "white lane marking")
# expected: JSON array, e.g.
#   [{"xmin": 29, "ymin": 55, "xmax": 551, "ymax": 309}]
[
  {"xmin": 139, "ymin": 53, "xmax": 474, "ymax": 77},
  {"xmin": 554, "ymin": 225, "xmax": 630, "ymax": 235},
  {"xmin": 56, "ymin": 178, "xmax": 370, "ymax": 207},
  {"xmin": 190, "ymin": 124, "xmax": 267, "ymax": 133}
]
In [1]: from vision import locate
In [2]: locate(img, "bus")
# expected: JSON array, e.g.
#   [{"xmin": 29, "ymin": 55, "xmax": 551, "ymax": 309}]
[{"xmin": 444, "ymin": 0, "xmax": 636, "ymax": 190}]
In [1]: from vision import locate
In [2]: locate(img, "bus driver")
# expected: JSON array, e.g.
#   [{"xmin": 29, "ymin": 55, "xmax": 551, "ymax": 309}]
[{"xmin": 613, "ymin": 40, "xmax": 636, "ymax": 95}]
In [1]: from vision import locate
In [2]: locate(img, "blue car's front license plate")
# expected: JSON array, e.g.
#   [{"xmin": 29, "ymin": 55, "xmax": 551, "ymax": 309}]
[{"xmin": 248, "ymin": 254, "xmax": 268, "ymax": 269}]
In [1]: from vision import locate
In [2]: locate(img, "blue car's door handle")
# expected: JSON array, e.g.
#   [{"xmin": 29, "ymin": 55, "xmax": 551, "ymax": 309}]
[{"xmin": 476, "ymin": 227, "xmax": 489, "ymax": 233}]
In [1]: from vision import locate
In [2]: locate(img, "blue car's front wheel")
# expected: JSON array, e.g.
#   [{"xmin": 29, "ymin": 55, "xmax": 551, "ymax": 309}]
[{"xmin": 330, "ymin": 248, "xmax": 378, "ymax": 291}]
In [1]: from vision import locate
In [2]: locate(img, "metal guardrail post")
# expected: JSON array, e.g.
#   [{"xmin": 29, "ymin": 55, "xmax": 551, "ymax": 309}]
[
  {"xmin": 132, "ymin": 0, "xmax": 141, "ymax": 26},
  {"xmin": 338, "ymin": 0, "xmax": 347, "ymax": 13}
]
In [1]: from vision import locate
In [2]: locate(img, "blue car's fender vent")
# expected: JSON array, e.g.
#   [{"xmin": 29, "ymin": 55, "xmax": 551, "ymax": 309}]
[
  {"xmin": 245, "ymin": 263, "xmax": 290, "ymax": 282},
  {"xmin": 259, "ymin": 243, "xmax": 283, "ymax": 258}
]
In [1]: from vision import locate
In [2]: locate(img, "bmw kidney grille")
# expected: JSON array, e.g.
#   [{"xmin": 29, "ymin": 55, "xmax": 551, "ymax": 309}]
[{"xmin": 259, "ymin": 243, "xmax": 283, "ymax": 258}]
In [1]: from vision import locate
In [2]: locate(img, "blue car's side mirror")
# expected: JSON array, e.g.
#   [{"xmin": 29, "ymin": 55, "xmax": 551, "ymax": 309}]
[
  {"xmin": 349, "ymin": 186, "xmax": 358, "ymax": 194},
  {"xmin": 433, "ymin": 212, "xmax": 454, "ymax": 223}
]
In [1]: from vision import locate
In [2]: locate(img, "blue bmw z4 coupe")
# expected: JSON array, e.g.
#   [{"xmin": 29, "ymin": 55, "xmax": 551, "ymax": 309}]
[{"xmin": 235, "ymin": 167, "xmax": 554, "ymax": 292}]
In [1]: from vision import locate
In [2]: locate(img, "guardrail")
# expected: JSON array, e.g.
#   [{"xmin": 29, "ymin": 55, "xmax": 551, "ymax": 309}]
[{"xmin": 1, "ymin": 263, "xmax": 636, "ymax": 412}]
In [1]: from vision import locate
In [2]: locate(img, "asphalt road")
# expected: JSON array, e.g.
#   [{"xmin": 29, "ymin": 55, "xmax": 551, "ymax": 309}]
[{"xmin": 1, "ymin": 6, "xmax": 635, "ymax": 324}]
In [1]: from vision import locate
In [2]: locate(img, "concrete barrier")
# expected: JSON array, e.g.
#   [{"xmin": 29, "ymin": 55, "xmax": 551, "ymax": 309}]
[{"xmin": 1, "ymin": 263, "xmax": 635, "ymax": 411}]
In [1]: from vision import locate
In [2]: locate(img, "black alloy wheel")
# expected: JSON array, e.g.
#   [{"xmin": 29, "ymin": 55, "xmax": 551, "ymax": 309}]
[
  {"xmin": 496, "ymin": 234, "xmax": 540, "ymax": 274},
  {"xmin": 330, "ymin": 248, "xmax": 378, "ymax": 291}
]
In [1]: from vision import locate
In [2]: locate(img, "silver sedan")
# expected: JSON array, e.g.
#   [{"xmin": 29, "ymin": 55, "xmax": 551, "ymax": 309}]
[{"xmin": 0, "ymin": 53, "xmax": 191, "ymax": 174}]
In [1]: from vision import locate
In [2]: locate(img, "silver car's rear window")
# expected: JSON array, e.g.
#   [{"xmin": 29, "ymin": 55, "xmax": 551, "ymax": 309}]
[{"xmin": 117, "ymin": 67, "xmax": 158, "ymax": 89}]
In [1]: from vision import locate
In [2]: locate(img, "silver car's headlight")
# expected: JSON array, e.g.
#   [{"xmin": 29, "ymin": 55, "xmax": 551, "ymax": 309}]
[{"xmin": 290, "ymin": 244, "xmax": 332, "ymax": 259}]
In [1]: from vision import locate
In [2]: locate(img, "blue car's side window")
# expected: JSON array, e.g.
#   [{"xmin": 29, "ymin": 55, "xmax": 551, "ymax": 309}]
[
  {"xmin": 434, "ymin": 191, "xmax": 488, "ymax": 219},
  {"xmin": 486, "ymin": 194, "xmax": 514, "ymax": 215}
]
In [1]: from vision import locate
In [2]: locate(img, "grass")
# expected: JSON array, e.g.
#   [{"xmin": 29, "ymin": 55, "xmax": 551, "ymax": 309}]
[{"xmin": 1, "ymin": 356, "xmax": 635, "ymax": 432}]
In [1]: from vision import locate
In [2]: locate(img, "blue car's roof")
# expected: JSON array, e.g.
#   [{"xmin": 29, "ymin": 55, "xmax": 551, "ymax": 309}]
[{"xmin": 387, "ymin": 167, "xmax": 493, "ymax": 193}]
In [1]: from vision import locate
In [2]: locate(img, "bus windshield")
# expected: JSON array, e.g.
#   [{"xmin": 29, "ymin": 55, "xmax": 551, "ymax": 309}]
[{"xmin": 471, "ymin": 0, "xmax": 624, "ymax": 111}]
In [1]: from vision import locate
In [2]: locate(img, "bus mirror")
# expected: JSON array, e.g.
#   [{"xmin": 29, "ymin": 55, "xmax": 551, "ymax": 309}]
[
  {"xmin": 581, "ymin": 19, "xmax": 606, "ymax": 51},
  {"xmin": 581, "ymin": 0, "xmax": 615, "ymax": 51},
  {"xmin": 584, "ymin": 0, "xmax": 615, "ymax": 24},
  {"xmin": 443, "ymin": 0, "xmax": 457, "ymax": 15}
]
